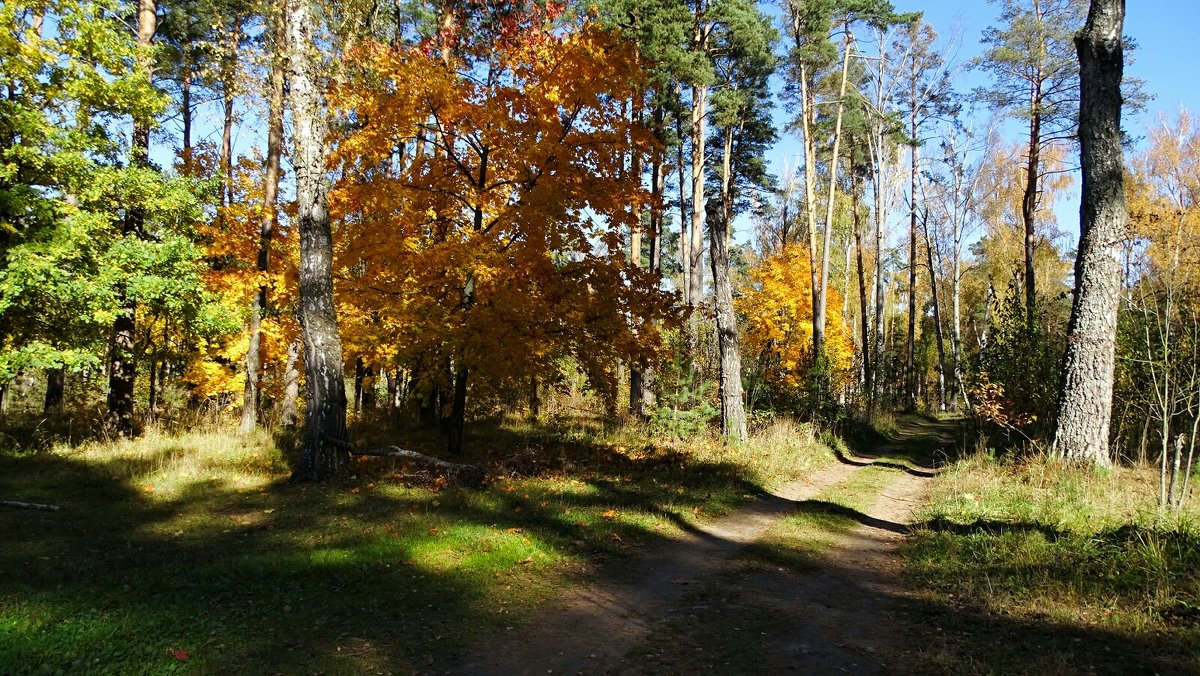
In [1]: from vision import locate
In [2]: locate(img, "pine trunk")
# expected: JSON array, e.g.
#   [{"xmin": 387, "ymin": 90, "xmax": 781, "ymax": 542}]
[
  {"xmin": 1052, "ymin": 0, "xmax": 1125, "ymax": 468},
  {"xmin": 241, "ymin": 11, "xmax": 285, "ymax": 434},
  {"xmin": 711, "ymin": 126, "xmax": 747, "ymax": 442},
  {"xmin": 288, "ymin": 0, "xmax": 349, "ymax": 480}
]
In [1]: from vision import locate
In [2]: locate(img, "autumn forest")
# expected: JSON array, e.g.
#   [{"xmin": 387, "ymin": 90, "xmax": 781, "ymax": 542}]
[{"xmin": 1, "ymin": 0, "xmax": 1198, "ymax": 672}]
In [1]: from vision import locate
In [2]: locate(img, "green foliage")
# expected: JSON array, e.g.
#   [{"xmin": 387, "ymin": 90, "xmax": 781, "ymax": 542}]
[
  {"xmin": 651, "ymin": 340, "xmax": 718, "ymax": 438},
  {"xmin": 968, "ymin": 281, "xmax": 1064, "ymax": 446},
  {"xmin": 0, "ymin": 0, "xmax": 230, "ymax": 385}
]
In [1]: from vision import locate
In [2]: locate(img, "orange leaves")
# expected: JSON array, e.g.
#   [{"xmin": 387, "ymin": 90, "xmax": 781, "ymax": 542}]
[
  {"xmin": 328, "ymin": 17, "xmax": 677, "ymax": 392},
  {"xmin": 737, "ymin": 247, "xmax": 854, "ymax": 392}
]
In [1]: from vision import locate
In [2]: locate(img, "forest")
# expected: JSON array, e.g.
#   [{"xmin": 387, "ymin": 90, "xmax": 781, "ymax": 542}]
[{"xmin": 1, "ymin": 0, "xmax": 1198, "ymax": 672}]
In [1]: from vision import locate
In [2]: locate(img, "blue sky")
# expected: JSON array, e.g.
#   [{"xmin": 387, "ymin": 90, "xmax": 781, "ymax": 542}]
[{"xmin": 758, "ymin": 0, "xmax": 1200, "ymax": 251}]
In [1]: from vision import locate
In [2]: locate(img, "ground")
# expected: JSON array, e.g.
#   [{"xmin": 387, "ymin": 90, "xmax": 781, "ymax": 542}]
[{"xmin": 441, "ymin": 418, "xmax": 950, "ymax": 675}]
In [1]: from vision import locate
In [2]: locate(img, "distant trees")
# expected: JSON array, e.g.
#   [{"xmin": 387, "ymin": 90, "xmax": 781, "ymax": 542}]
[{"xmin": 975, "ymin": 0, "xmax": 1086, "ymax": 325}]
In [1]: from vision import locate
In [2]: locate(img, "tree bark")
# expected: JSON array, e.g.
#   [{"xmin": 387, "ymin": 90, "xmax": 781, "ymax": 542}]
[
  {"xmin": 852, "ymin": 173, "xmax": 871, "ymax": 398},
  {"xmin": 688, "ymin": 79, "xmax": 707, "ymax": 356},
  {"xmin": 630, "ymin": 91, "xmax": 646, "ymax": 416},
  {"xmin": 288, "ymin": 0, "xmax": 349, "ymax": 480},
  {"xmin": 1023, "ymin": 94, "xmax": 1042, "ymax": 327},
  {"xmin": 1052, "ymin": 0, "xmax": 1125, "ymax": 468},
  {"xmin": 241, "ymin": 11, "xmax": 285, "ymax": 434},
  {"xmin": 922, "ymin": 211, "xmax": 948, "ymax": 410},
  {"xmin": 711, "ymin": 125, "xmax": 747, "ymax": 442}
]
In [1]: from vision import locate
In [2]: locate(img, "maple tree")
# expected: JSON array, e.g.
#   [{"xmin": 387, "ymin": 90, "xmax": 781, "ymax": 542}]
[
  {"xmin": 737, "ymin": 246, "xmax": 854, "ymax": 402},
  {"xmin": 329, "ymin": 15, "xmax": 679, "ymax": 452}
]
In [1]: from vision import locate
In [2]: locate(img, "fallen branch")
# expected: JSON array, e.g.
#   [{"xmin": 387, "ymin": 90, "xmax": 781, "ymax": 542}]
[
  {"xmin": 1, "ymin": 500, "xmax": 62, "ymax": 512},
  {"xmin": 325, "ymin": 437, "xmax": 485, "ymax": 487}
]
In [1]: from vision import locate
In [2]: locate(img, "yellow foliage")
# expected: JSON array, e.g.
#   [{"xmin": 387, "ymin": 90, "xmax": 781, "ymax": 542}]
[
  {"xmin": 737, "ymin": 246, "xmax": 854, "ymax": 393},
  {"xmin": 327, "ymin": 19, "xmax": 678, "ymax": 394}
]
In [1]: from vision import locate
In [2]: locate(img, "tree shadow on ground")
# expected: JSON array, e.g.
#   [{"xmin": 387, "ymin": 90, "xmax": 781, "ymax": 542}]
[{"xmin": 0, "ymin": 430, "xmax": 765, "ymax": 674}]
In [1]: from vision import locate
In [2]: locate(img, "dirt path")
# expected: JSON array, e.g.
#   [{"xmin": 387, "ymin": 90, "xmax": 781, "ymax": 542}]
[{"xmin": 445, "ymin": 420, "xmax": 950, "ymax": 675}]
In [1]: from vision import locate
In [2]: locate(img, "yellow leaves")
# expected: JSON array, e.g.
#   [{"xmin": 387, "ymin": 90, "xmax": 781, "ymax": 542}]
[
  {"xmin": 737, "ymin": 246, "xmax": 854, "ymax": 393},
  {"xmin": 326, "ymin": 18, "xmax": 674, "ymax": 395}
]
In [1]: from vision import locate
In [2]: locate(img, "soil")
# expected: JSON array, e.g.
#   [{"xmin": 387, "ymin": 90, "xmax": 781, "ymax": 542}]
[{"xmin": 440, "ymin": 418, "xmax": 953, "ymax": 675}]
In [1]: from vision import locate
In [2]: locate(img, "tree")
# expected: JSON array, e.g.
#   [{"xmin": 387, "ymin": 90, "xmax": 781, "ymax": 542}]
[
  {"xmin": 975, "ymin": 0, "xmax": 1086, "ymax": 326},
  {"xmin": 240, "ymin": 5, "xmax": 287, "ymax": 434},
  {"xmin": 1051, "ymin": 0, "xmax": 1126, "ymax": 468},
  {"xmin": 738, "ymin": 247, "xmax": 854, "ymax": 405},
  {"xmin": 329, "ymin": 16, "xmax": 677, "ymax": 453},
  {"xmin": 288, "ymin": 0, "xmax": 349, "ymax": 480},
  {"xmin": 706, "ymin": 0, "xmax": 777, "ymax": 441}
]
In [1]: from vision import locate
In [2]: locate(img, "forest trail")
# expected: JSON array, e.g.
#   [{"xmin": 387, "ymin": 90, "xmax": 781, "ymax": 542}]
[{"xmin": 444, "ymin": 416, "xmax": 956, "ymax": 675}]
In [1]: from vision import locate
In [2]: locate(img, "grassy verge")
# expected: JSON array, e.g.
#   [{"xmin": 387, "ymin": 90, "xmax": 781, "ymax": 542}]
[
  {"xmin": 904, "ymin": 454, "xmax": 1200, "ymax": 674},
  {"xmin": 0, "ymin": 414, "xmax": 830, "ymax": 674}
]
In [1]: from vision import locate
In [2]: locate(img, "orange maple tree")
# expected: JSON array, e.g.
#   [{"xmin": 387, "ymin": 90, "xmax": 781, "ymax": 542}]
[{"xmin": 328, "ymin": 15, "xmax": 678, "ymax": 437}]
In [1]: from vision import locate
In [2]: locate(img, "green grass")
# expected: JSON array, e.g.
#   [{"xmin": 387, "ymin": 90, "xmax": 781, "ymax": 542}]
[
  {"xmin": 904, "ymin": 453, "xmax": 1200, "ymax": 674},
  {"xmin": 0, "ymin": 414, "xmax": 831, "ymax": 674}
]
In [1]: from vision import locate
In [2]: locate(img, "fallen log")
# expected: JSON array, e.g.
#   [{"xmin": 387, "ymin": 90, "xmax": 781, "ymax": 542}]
[
  {"xmin": 1, "ymin": 500, "xmax": 62, "ymax": 512},
  {"xmin": 325, "ymin": 437, "xmax": 486, "ymax": 487}
]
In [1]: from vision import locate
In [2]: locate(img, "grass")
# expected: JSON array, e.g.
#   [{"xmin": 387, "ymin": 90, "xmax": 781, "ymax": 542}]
[
  {"xmin": 0, "ymin": 412, "xmax": 831, "ymax": 674},
  {"xmin": 904, "ymin": 453, "xmax": 1200, "ymax": 674}
]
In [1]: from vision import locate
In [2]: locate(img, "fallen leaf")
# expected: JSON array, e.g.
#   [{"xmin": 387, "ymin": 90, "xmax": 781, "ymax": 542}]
[
  {"xmin": 505, "ymin": 527, "xmax": 523, "ymax": 534},
  {"xmin": 601, "ymin": 509, "xmax": 619, "ymax": 520},
  {"xmin": 168, "ymin": 648, "xmax": 189, "ymax": 661}
]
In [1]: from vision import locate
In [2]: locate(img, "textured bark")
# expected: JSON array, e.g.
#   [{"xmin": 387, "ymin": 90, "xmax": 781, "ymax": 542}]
[
  {"xmin": 1023, "ymin": 100, "xmax": 1042, "ymax": 326},
  {"xmin": 1052, "ymin": 0, "xmax": 1125, "ymax": 468},
  {"xmin": 288, "ymin": 0, "xmax": 349, "ymax": 480},
  {"xmin": 241, "ymin": 12, "xmax": 285, "ymax": 434},
  {"xmin": 108, "ymin": 0, "xmax": 156, "ymax": 436},
  {"xmin": 629, "ymin": 93, "xmax": 645, "ymax": 416},
  {"xmin": 711, "ymin": 126, "xmax": 747, "ymax": 442},
  {"xmin": 906, "ymin": 99, "xmax": 919, "ymax": 411},
  {"xmin": 44, "ymin": 368, "xmax": 64, "ymax": 413}
]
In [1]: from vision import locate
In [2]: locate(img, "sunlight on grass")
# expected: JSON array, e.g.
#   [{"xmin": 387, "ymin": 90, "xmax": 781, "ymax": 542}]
[
  {"xmin": 906, "ymin": 452, "xmax": 1200, "ymax": 673},
  {"xmin": 0, "ymin": 412, "xmax": 838, "ymax": 674}
]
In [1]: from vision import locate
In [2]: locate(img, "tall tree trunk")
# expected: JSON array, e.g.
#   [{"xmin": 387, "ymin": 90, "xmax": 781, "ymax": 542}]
[
  {"xmin": 108, "ymin": 0, "xmax": 156, "ymax": 436},
  {"xmin": 241, "ymin": 12, "xmax": 285, "ymax": 434},
  {"xmin": 1023, "ymin": 101, "xmax": 1042, "ymax": 327},
  {"xmin": 798, "ymin": 62, "xmax": 821, "ymax": 358},
  {"xmin": 181, "ymin": 63, "xmax": 192, "ymax": 155},
  {"xmin": 922, "ymin": 212, "xmax": 948, "ymax": 410},
  {"xmin": 688, "ymin": 79, "xmax": 707, "ymax": 356},
  {"xmin": 906, "ymin": 100, "xmax": 919, "ymax": 411},
  {"xmin": 44, "ymin": 368, "xmax": 65, "ymax": 413},
  {"xmin": 630, "ymin": 92, "xmax": 645, "ymax": 416},
  {"xmin": 852, "ymin": 173, "xmax": 871, "ymax": 398},
  {"xmin": 677, "ymin": 91, "xmax": 690, "ymax": 309},
  {"xmin": 815, "ymin": 26, "xmax": 853, "ymax": 360},
  {"xmin": 711, "ymin": 125, "xmax": 747, "ymax": 442},
  {"xmin": 288, "ymin": 0, "xmax": 349, "ymax": 480},
  {"xmin": 1052, "ymin": 0, "xmax": 1126, "ymax": 468}
]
